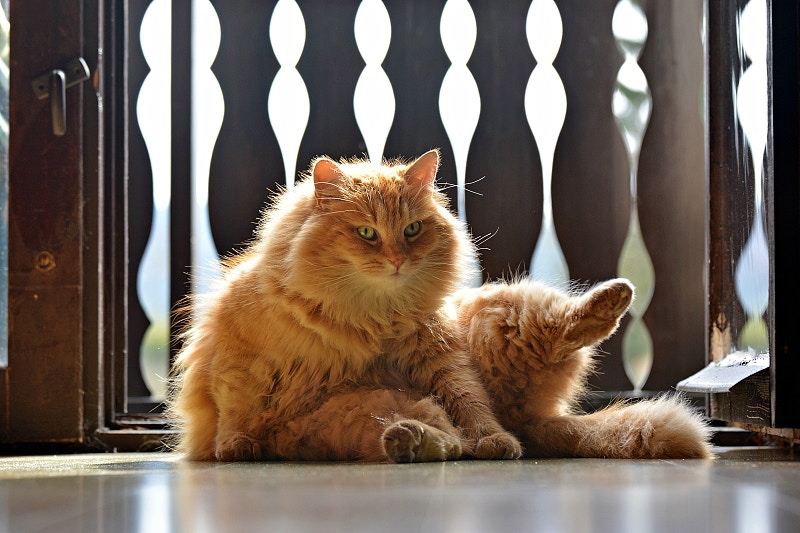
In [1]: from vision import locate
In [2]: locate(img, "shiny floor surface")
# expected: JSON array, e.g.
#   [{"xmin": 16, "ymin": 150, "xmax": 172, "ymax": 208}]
[{"xmin": 1, "ymin": 447, "xmax": 799, "ymax": 533}]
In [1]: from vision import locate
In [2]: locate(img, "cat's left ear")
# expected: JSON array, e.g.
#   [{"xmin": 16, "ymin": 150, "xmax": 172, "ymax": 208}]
[
  {"xmin": 313, "ymin": 157, "xmax": 347, "ymax": 201},
  {"xmin": 405, "ymin": 149, "xmax": 440, "ymax": 190}
]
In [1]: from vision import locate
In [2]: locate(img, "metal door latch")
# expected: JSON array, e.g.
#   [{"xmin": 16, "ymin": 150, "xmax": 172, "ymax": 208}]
[{"xmin": 31, "ymin": 57, "xmax": 90, "ymax": 136}]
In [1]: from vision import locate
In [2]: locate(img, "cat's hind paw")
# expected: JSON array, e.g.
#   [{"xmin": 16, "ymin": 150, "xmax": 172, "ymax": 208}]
[
  {"xmin": 565, "ymin": 279, "xmax": 634, "ymax": 347},
  {"xmin": 584, "ymin": 278, "xmax": 634, "ymax": 320},
  {"xmin": 474, "ymin": 431, "xmax": 523, "ymax": 460},
  {"xmin": 381, "ymin": 420, "xmax": 461, "ymax": 463}
]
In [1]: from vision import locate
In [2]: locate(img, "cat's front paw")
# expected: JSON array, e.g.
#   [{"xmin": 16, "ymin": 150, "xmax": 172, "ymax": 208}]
[
  {"xmin": 215, "ymin": 433, "xmax": 264, "ymax": 461},
  {"xmin": 382, "ymin": 420, "xmax": 461, "ymax": 463},
  {"xmin": 474, "ymin": 432, "xmax": 523, "ymax": 460}
]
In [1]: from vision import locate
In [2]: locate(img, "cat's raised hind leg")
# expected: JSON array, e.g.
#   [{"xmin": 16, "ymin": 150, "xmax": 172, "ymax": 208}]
[{"xmin": 458, "ymin": 278, "xmax": 633, "ymax": 431}]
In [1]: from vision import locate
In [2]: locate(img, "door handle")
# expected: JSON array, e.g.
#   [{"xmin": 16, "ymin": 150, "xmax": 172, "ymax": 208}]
[{"xmin": 31, "ymin": 57, "xmax": 90, "ymax": 136}]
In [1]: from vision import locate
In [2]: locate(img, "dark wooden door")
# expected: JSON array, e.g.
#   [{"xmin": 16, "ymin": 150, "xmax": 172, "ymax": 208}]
[{"xmin": 0, "ymin": 0, "xmax": 105, "ymax": 446}]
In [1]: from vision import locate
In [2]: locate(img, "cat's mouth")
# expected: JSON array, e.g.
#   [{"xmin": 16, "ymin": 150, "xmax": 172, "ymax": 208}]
[
  {"xmin": 387, "ymin": 269, "xmax": 405, "ymax": 283},
  {"xmin": 373, "ymin": 264, "xmax": 411, "ymax": 286}
]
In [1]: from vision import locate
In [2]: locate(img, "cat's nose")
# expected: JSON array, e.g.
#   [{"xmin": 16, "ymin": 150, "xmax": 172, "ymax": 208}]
[{"xmin": 387, "ymin": 254, "xmax": 406, "ymax": 270}]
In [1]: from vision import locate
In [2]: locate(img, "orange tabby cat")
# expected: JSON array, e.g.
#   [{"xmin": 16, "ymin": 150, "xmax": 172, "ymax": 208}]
[{"xmin": 168, "ymin": 149, "xmax": 712, "ymax": 462}]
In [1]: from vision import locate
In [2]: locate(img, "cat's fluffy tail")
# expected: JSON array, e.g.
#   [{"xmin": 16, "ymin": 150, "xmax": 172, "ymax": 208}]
[{"xmin": 522, "ymin": 394, "xmax": 713, "ymax": 459}]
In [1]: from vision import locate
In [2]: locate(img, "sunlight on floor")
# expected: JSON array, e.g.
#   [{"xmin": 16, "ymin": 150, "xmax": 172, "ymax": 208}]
[{"xmin": 1, "ymin": 447, "xmax": 799, "ymax": 532}]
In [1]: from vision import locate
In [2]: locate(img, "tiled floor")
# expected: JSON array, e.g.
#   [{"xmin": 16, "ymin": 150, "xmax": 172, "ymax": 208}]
[{"xmin": 1, "ymin": 446, "xmax": 799, "ymax": 533}]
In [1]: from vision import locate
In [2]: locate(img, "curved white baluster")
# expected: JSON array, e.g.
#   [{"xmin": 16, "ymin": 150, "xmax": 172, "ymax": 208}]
[
  {"xmin": 613, "ymin": 0, "xmax": 653, "ymax": 392},
  {"xmin": 268, "ymin": 0, "xmax": 309, "ymax": 191},
  {"xmin": 191, "ymin": 0, "xmax": 224, "ymax": 298},
  {"xmin": 439, "ymin": 0, "xmax": 479, "ymax": 223},
  {"xmin": 136, "ymin": 0, "xmax": 172, "ymax": 399},
  {"xmin": 353, "ymin": 0, "xmax": 394, "ymax": 164},
  {"xmin": 734, "ymin": 0, "xmax": 769, "ymax": 351},
  {"xmin": 525, "ymin": 0, "xmax": 569, "ymax": 287},
  {"xmin": 439, "ymin": 0, "xmax": 482, "ymax": 286}
]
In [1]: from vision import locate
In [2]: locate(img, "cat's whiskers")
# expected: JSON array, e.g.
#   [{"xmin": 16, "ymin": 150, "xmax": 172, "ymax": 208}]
[
  {"xmin": 472, "ymin": 229, "xmax": 498, "ymax": 249},
  {"xmin": 435, "ymin": 178, "xmax": 485, "ymax": 198},
  {"xmin": 410, "ymin": 264, "xmax": 460, "ymax": 285},
  {"xmin": 299, "ymin": 265, "xmax": 362, "ymax": 290},
  {"xmin": 298, "ymin": 257, "xmax": 343, "ymax": 272}
]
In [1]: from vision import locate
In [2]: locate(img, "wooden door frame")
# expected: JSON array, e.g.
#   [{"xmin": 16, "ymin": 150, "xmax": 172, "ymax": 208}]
[
  {"xmin": 705, "ymin": 0, "xmax": 800, "ymax": 433},
  {"xmin": 1, "ymin": 0, "xmax": 177, "ymax": 452},
  {"xmin": 0, "ymin": 0, "xmax": 108, "ymax": 448}
]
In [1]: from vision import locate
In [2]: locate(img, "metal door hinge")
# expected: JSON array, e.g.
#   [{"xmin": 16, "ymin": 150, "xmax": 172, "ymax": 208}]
[{"xmin": 31, "ymin": 57, "xmax": 90, "ymax": 136}]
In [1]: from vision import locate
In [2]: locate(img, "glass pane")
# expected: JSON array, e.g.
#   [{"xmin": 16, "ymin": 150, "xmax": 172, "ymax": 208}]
[
  {"xmin": 732, "ymin": 0, "xmax": 769, "ymax": 353},
  {"xmin": 705, "ymin": 0, "xmax": 770, "ymax": 363},
  {"xmin": 0, "ymin": 0, "xmax": 8, "ymax": 368}
]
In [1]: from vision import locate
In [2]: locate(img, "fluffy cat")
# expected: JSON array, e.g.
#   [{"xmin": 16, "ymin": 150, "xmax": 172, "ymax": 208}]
[{"xmin": 167, "ymin": 149, "xmax": 712, "ymax": 462}]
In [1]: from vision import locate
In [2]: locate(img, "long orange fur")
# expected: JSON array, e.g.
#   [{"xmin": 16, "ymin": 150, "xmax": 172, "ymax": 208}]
[{"xmin": 167, "ymin": 150, "xmax": 712, "ymax": 462}]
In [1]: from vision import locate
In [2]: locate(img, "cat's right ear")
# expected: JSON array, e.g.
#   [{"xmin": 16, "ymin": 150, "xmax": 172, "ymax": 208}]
[
  {"xmin": 312, "ymin": 157, "xmax": 346, "ymax": 202},
  {"xmin": 405, "ymin": 149, "xmax": 440, "ymax": 190}
]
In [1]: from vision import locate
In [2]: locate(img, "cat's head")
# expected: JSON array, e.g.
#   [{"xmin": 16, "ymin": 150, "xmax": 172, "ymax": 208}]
[{"xmin": 285, "ymin": 149, "xmax": 474, "ymax": 314}]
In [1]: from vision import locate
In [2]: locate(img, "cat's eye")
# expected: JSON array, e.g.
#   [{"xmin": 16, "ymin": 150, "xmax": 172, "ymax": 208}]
[
  {"xmin": 357, "ymin": 226, "xmax": 378, "ymax": 241},
  {"xmin": 404, "ymin": 221, "xmax": 422, "ymax": 238}
]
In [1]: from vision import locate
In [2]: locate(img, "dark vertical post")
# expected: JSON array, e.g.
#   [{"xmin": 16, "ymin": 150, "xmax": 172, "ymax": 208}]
[
  {"xmin": 104, "ymin": 0, "xmax": 129, "ymax": 421},
  {"xmin": 82, "ymin": 0, "xmax": 105, "ymax": 437},
  {"xmin": 171, "ymin": 0, "xmax": 193, "ymax": 366},
  {"xmin": 768, "ymin": 0, "xmax": 800, "ymax": 428}
]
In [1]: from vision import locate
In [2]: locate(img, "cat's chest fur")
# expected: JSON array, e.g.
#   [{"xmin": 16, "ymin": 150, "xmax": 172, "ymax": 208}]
[{"xmin": 217, "ymin": 259, "xmax": 454, "ymax": 383}]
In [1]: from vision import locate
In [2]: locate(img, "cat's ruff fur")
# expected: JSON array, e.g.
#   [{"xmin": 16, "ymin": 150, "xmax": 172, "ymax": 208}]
[{"xmin": 167, "ymin": 149, "xmax": 713, "ymax": 462}]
